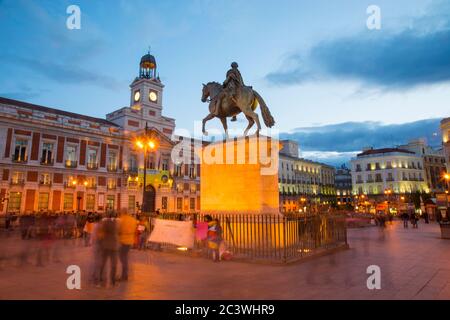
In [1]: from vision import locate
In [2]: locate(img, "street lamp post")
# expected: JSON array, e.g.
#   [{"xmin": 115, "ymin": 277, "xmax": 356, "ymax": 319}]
[{"xmin": 134, "ymin": 123, "xmax": 157, "ymax": 214}]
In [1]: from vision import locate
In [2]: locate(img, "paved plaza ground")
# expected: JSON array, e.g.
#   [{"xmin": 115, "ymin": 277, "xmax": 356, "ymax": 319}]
[{"xmin": 0, "ymin": 220, "xmax": 449, "ymax": 300}]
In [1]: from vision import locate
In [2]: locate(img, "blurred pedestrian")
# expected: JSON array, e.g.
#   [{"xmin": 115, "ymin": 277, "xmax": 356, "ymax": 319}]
[
  {"xmin": 98, "ymin": 213, "xmax": 119, "ymax": 287},
  {"xmin": 83, "ymin": 215, "xmax": 94, "ymax": 247},
  {"xmin": 118, "ymin": 208, "xmax": 137, "ymax": 281},
  {"xmin": 89, "ymin": 215, "xmax": 102, "ymax": 285},
  {"xmin": 401, "ymin": 212, "xmax": 409, "ymax": 228},
  {"xmin": 137, "ymin": 218, "xmax": 148, "ymax": 250}
]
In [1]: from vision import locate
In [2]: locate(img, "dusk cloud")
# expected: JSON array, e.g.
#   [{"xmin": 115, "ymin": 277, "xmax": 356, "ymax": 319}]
[
  {"xmin": 2, "ymin": 55, "xmax": 121, "ymax": 90},
  {"xmin": 280, "ymin": 118, "xmax": 443, "ymax": 166},
  {"xmin": 267, "ymin": 1, "xmax": 450, "ymax": 89}
]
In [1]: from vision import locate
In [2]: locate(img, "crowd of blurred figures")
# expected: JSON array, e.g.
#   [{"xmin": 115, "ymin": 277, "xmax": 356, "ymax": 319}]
[
  {"xmin": 0, "ymin": 210, "xmax": 225, "ymax": 287},
  {"xmin": 0, "ymin": 210, "xmax": 153, "ymax": 287}
]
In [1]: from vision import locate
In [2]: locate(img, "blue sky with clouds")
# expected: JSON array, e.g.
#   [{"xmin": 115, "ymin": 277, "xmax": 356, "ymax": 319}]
[{"xmin": 0, "ymin": 0, "xmax": 448, "ymax": 165}]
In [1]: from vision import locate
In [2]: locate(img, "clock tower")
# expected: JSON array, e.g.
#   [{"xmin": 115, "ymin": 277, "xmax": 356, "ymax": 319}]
[
  {"xmin": 130, "ymin": 52, "xmax": 164, "ymax": 118},
  {"xmin": 107, "ymin": 51, "xmax": 175, "ymax": 137}
]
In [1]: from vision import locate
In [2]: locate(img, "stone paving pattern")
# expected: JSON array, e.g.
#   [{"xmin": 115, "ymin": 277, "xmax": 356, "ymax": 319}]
[{"xmin": 0, "ymin": 221, "xmax": 449, "ymax": 300}]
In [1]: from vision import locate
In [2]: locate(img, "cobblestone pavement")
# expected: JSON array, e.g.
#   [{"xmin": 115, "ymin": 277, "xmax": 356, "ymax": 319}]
[{"xmin": 0, "ymin": 221, "xmax": 449, "ymax": 300}]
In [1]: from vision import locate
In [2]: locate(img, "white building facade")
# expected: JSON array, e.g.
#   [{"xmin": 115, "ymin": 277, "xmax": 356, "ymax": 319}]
[{"xmin": 351, "ymin": 148, "xmax": 429, "ymax": 196}]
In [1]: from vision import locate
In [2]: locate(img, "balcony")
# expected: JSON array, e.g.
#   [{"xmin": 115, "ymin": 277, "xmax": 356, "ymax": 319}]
[
  {"xmin": 10, "ymin": 179, "xmax": 25, "ymax": 186},
  {"xmin": 107, "ymin": 185, "xmax": 117, "ymax": 190},
  {"xmin": 86, "ymin": 183, "xmax": 97, "ymax": 190},
  {"xmin": 128, "ymin": 181, "xmax": 140, "ymax": 190},
  {"xmin": 375, "ymin": 178, "xmax": 383, "ymax": 182},
  {"xmin": 64, "ymin": 181, "xmax": 76, "ymax": 188},
  {"xmin": 386, "ymin": 178, "xmax": 395, "ymax": 182},
  {"xmin": 87, "ymin": 162, "xmax": 99, "ymax": 170},
  {"xmin": 356, "ymin": 180, "xmax": 363, "ymax": 184},
  {"xmin": 124, "ymin": 166, "xmax": 138, "ymax": 174},
  {"xmin": 12, "ymin": 155, "xmax": 28, "ymax": 163},
  {"xmin": 65, "ymin": 160, "xmax": 78, "ymax": 168},
  {"xmin": 107, "ymin": 164, "xmax": 118, "ymax": 172},
  {"xmin": 39, "ymin": 180, "xmax": 52, "ymax": 187},
  {"xmin": 366, "ymin": 179, "xmax": 374, "ymax": 183},
  {"xmin": 40, "ymin": 158, "xmax": 54, "ymax": 166}
]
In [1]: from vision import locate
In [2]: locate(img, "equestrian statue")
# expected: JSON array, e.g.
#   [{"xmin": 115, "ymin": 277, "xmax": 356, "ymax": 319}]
[{"xmin": 201, "ymin": 62, "xmax": 275, "ymax": 137}]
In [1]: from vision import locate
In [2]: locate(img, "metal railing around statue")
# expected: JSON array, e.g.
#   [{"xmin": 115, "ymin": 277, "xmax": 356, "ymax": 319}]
[{"xmin": 147, "ymin": 213, "xmax": 348, "ymax": 264}]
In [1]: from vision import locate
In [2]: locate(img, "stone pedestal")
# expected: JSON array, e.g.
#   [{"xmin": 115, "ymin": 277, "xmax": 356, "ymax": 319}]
[{"xmin": 199, "ymin": 135, "xmax": 280, "ymax": 215}]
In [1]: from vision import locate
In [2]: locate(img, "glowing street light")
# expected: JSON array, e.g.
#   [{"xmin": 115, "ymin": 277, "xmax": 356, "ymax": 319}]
[{"xmin": 134, "ymin": 123, "xmax": 159, "ymax": 214}]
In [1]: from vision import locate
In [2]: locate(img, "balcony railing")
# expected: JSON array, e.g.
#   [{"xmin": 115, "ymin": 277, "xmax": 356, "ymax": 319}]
[
  {"xmin": 40, "ymin": 158, "xmax": 54, "ymax": 166},
  {"xmin": 366, "ymin": 179, "xmax": 374, "ymax": 183},
  {"xmin": 87, "ymin": 162, "xmax": 99, "ymax": 170},
  {"xmin": 128, "ymin": 181, "xmax": 139, "ymax": 189},
  {"xmin": 124, "ymin": 167, "xmax": 138, "ymax": 174},
  {"xmin": 10, "ymin": 179, "xmax": 25, "ymax": 186},
  {"xmin": 86, "ymin": 183, "xmax": 97, "ymax": 189},
  {"xmin": 64, "ymin": 181, "xmax": 76, "ymax": 188},
  {"xmin": 39, "ymin": 180, "xmax": 52, "ymax": 186},
  {"xmin": 107, "ymin": 164, "xmax": 118, "ymax": 172},
  {"xmin": 12, "ymin": 155, "xmax": 28, "ymax": 163},
  {"xmin": 107, "ymin": 185, "xmax": 117, "ymax": 190},
  {"xmin": 65, "ymin": 160, "xmax": 78, "ymax": 168}
]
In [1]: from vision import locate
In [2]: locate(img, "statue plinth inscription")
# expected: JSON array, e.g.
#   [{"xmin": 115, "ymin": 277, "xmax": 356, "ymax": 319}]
[{"xmin": 199, "ymin": 135, "xmax": 280, "ymax": 215}]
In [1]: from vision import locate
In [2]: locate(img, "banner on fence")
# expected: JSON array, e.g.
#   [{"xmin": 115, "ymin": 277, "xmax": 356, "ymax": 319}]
[{"xmin": 148, "ymin": 218, "xmax": 195, "ymax": 248}]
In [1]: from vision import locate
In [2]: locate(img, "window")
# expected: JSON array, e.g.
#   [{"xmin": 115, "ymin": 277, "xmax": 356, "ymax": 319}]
[
  {"xmin": 106, "ymin": 195, "xmax": 115, "ymax": 210},
  {"xmin": 86, "ymin": 194, "xmax": 95, "ymax": 210},
  {"xmin": 128, "ymin": 195, "xmax": 135, "ymax": 213},
  {"xmin": 13, "ymin": 139, "xmax": 28, "ymax": 162},
  {"xmin": 38, "ymin": 193, "xmax": 49, "ymax": 210},
  {"xmin": 107, "ymin": 178, "xmax": 116, "ymax": 190},
  {"xmin": 87, "ymin": 148, "xmax": 98, "ymax": 168},
  {"xmin": 40, "ymin": 173, "xmax": 51, "ymax": 185},
  {"xmin": 176, "ymin": 183, "xmax": 183, "ymax": 192},
  {"xmin": 64, "ymin": 193, "xmax": 74, "ymax": 210},
  {"xmin": 41, "ymin": 142, "xmax": 54, "ymax": 164},
  {"xmin": 175, "ymin": 164, "xmax": 182, "ymax": 177},
  {"xmin": 86, "ymin": 176, "xmax": 96, "ymax": 188},
  {"xmin": 108, "ymin": 151, "xmax": 118, "ymax": 171},
  {"xmin": 11, "ymin": 171, "xmax": 25, "ymax": 184},
  {"xmin": 66, "ymin": 175, "xmax": 77, "ymax": 187},
  {"xmin": 147, "ymin": 155, "xmax": 155, "ymax": 170},
  {"xmin": 129, "ymin": 154, "xmax": 138, "ymax": 171},
  {"xmin": 176, "ymin": 197, "xmax": 183, "ymax": 210},
  {"xmin": 189, "ymin": 165, "xmax": 195, "ymax": 178},
  {"xmin": 65, "ymin": 145, "xmax": 77, "ymax": 161},
  {"xmin": 190, "ymin": 198, "xmax": 195, "ymax": 211},
  {"xmin": 162, "ymin": 196, "xmax": 168, "ymax": 210},
  {"xmin": 8, "ymin": 192, "xmax": 22, "ymax": 211},
  {"xmin": 162, "ymin": 158, "xmax": 169, "ymax": 171}
]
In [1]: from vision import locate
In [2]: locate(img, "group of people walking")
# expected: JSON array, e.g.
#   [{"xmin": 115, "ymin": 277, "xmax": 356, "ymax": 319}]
[{"xmin": 84, "ymin": 209, "xmax": 152, "ymax": 287}]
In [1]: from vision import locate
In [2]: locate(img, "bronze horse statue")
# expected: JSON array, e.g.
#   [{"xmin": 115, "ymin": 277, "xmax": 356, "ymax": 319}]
[{"xmin": 201, "ymin": 82, "xmax": 275, "ymax": 137}]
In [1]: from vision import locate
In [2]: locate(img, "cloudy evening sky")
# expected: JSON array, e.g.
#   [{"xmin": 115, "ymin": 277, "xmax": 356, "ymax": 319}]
[{"xmin": 0, "ymin": 0, "xmax": 449, "ymax": 165}]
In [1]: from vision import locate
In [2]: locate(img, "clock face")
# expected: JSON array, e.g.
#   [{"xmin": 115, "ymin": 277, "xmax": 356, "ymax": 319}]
[
  {"xmin": 149, "ymin": 91, "xmax": 158, "ymax": 102},
  {"xmin": 134, "ymin": 90, "xmax": 140, "ymax": 102}
]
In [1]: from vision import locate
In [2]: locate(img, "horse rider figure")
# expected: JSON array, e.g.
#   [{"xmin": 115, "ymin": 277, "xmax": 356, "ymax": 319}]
[{"xmin": 214, "ymin": 62, "xmax": 244, "ymax": 122}]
